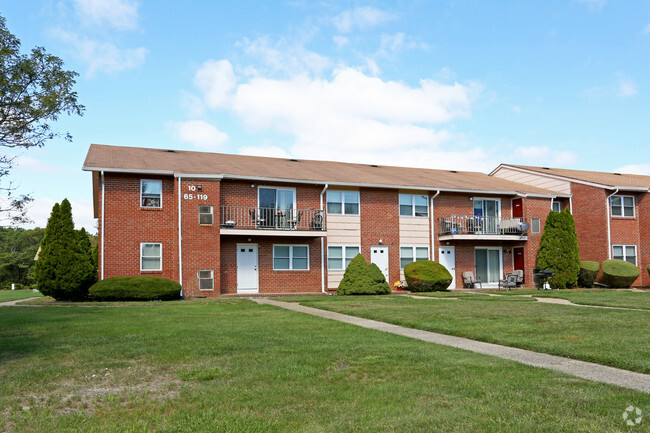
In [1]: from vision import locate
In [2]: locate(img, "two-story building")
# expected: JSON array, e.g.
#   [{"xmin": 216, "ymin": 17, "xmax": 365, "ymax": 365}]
[
  {"xmin": 83, "ymin": 144, "xmax": 566, "ymax": 297},
  {"xmin": 491, "ymin": 164, "xmax": 650, "ymax": 286}
]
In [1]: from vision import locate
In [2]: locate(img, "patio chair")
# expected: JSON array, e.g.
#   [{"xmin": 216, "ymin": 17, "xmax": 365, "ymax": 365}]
[
  {"xmin": 512, "ymin": 270, "xmax": 524, "ymax": 286},
  {"xmin": 286, "ymin": 211, "xmax": 302, "ymax": 230},
  {"xmin": 462, "ymin": 271, "xmax": 482, "ymax": 289},
  {"xmin": 498, "ymin": 273, "xmax": 518, "ymax": 290}
]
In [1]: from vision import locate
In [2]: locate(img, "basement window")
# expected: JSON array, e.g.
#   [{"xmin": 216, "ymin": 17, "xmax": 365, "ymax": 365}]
[
  {"xmin": 198, "ymin": 270, "xmax": 214, "ymax": 291},
  {"xmin": 199, "ymin": 205, "xmax": 213, "ymax": 225}
]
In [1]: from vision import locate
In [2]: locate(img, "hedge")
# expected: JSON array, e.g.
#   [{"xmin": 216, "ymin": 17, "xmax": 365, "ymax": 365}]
[
  {"xmin": 577, "ymin": 261, "xmax": 599, "ymax": 288},
  {"xmin": 89, "ymin": 276, "xmax": 181, "ymax": 301},
  {"xmin": 404, "ymin": 260, "xmax": 452, "ymax": 292},
  {"xmin": 602, "ymin": 260, "xmax": 639, "ymax": 288}
]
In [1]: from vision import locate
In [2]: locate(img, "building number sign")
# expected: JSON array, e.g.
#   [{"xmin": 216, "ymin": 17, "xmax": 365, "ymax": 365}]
[{"xmin": 183, "ymin": 185, "xmax": 208, "ymax": 200}]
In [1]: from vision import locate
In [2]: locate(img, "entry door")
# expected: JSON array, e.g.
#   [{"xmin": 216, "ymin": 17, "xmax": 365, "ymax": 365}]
[
  {"xmin": 513, "ymin": 247, "xmax": 524, "ymax": 283},
  {"xmin": 438, "ymin": 246, "xmax": 455, "ymax": 289},
  {"xmin": 512, "ymin": 198, "xmax": 523, "ymax": 219},
  {"xmin": 237, "ymin": 244, "xmax": 259, "ymax": 293},
  {"xmin": 371, "ymin": 246, "xmax": 389, "ymax": 282}
]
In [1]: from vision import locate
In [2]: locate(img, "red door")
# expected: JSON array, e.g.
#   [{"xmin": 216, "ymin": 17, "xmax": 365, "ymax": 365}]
[
  {"xmin": 512, "ymin": 198, "xmax": 523, "ymax": 218},
  {"xmin": 513, "ymin": 247, "xmax": 524, "ymax": 283}
]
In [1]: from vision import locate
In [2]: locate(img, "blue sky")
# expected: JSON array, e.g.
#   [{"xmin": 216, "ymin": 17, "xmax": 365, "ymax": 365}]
[{"xmin": 2, "ymin": 0, "xmax": 650, "ymax": 232}]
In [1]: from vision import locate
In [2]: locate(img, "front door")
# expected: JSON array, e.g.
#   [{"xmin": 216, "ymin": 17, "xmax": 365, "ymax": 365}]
[
  {"xmin": 512, "ymin": 198, "xmax": 523, "ymax": 218},
  {"xmin": 371, "ymin": 246, "xmax": 389, "ymax": 282},
  {"xmin": 438, "ymin": 246, "xmax": 455, "ymax": 289},
  {"xmin": 513, "ymin": 247, "xmax": 524, "ymax": 283},
  {"xmin": 237, "ymin": 244, "xmax": 259, "ymax": 293}
]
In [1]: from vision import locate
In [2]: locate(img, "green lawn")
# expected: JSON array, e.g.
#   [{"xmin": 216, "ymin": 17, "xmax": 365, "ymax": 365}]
[
  {"xmin": 0, "ymin": 300, "xmax": 647, "ymax": 432},
  {"xmin": 483, "ymin": 288, "xmax": 650, "ymax": 310},
  {"xmin": 295, "ymin": 295, "xmax": 650, "ymax": 374},
  {"xmin": 0, "ymin": 289, "xmax": 43, "ymax": 302}
]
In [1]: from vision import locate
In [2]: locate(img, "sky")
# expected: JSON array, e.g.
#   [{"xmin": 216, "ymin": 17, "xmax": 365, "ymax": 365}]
[{"xmin": 2, "ymin": 0, "xmax": 650, "ymax": 233}]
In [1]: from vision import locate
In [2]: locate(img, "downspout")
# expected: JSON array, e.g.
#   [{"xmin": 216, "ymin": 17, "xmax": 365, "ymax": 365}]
[
  {"xmin": 320, "ymin": 184, "xmax": 328, "ymax": 293},
  {"xmin": 605, "ymin": 189, "xmax": 619, "ymax": 259},
  {"xmin": 550, "ymin": 197, "xmax": 554, "ymax": 211},
  {"xmin": 430, "ymin": 190, "xmax": 441, "ymax": 260},
  {"xmin": 178, "ymin": 177, "xmax": 183, "ymax": 296},
  {"xmin": 569, "ymin": 196, "xmax": 573, "ymax": 214},
  {"xmin": 100, "ymin": 171, "xmax": 105, "ymax": 281}
]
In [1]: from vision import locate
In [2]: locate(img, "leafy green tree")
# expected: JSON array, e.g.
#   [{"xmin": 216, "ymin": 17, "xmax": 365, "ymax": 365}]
[
  {"xmin": 34, "ymin": 199, "xmax": 94, "ymax": 300},
  {"xmin": 0, "ymin": 226, "xmax": 44, "ymax": 288},
  {"xmin": 0, "ymin": 14, "xmax": 84, "ymax": 223},
  {"xmin": 536, "ymin": 210, "xmax": 580, "ymax": 289}
]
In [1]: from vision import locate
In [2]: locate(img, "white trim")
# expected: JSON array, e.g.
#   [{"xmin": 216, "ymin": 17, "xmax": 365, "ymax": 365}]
[
  {"xmin": 100, "ymin": 171, "xmax": 105, "ymax": 281},
  {"xmin": 140, "ymin": 179, "xmax": 162, "ymax": 208},
  {"xmin": 174, "ymin": 173, "xmax": 224, "ymax": 179},
  {"xmin": 220, "ymin": 228, "xmax": 327, "ymax": 237},
  {"xmin": 83, "ymin": 167, "xmax": 174, "ymax": 175},
  {"xmin": 430, "ymin": 190, "xmax": 440, "ymax": 261},
  {"xmin": 198, "ymin": 269, "xmax": 214, "ymax": 291},
  {"xmin": 178, "ymin": 177, "xmax": 183, "ymax": 292},
  {"xmin": 399, "ymin": 193, "xmax": 429, "ymax": 218},
  {"xmin": 326, "ymin": 190, "xmax": 360, "ymax": 215},
  {"xmin": 320, "ymin": 184, "xmax": 328, "ymax": 293},
  {"xmin": 605, "ymin": 189, "xmax": 619, "ymax": 259},
  {"xmin": 612, "ymin": 244, "xmax": 638, "ymax": 265},
  {"xmin": 237, "ymin": 243, "xmax": 259, "ymax": 294},
  {"xmin": 272, "ymin": 244, "xmax": 310, "ymax": 271},
  {"xmin": 140, "ymin": 242, "xmax": 162, "ymax": 272},
  {"xmin": 327, "ymin": 245, "xmax": 361, "ymax": 270}
]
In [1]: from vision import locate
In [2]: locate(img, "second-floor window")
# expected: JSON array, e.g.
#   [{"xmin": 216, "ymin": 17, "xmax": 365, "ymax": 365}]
[
  {"xmin": 399, "ymin": 194, "xmax": 428, "ymax": 217},
  {"xmin": 327, "ymin": 191, "xmax": 359, "ymax": 215},
  {"xmin": 141, "ymin": 180, "xmax": 162, "ymax": 208},
  {"xmin": 610, "ymin": 195, "xmax": 634, "ymax": 217},
  {"xmin": 199, "ymin": 205, "xmax": 213, "ymax": 225},
  {"xmin": 552, "ymin": 202, "xmax": 561, "ymax": 212}
]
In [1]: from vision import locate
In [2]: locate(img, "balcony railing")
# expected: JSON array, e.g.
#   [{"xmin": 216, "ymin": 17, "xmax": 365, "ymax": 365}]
[
  {"xmin": 220, "ymin": 206, "xmax": 325, "ymax": 231},
  {"xmin": 438, "ymin": 215, "xmax": 528, "ymax": 236}
]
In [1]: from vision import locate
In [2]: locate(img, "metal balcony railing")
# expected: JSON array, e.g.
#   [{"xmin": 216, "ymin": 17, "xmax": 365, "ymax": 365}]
[
  {"xmin": 438, "ymin": 215, "xmax": 528, "ymax": 236},
  {"xmin": 220, "ymin": 206, "xmax": 325, "ymax": 231}
]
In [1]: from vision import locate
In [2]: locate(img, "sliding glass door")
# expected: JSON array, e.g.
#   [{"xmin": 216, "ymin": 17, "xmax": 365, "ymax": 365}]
[
  {"xmin": 475, "ymin": 248, "xmax": 501, "ymax": 285},
  {"xmin": 473, "ymin": 199, "xmax": 500, "ymax": 234},
  {"xmin": 259, "ymin": 187, "xmax": 295, "ymax": 228}
]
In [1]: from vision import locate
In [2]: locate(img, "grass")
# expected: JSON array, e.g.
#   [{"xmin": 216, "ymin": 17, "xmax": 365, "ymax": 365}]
[
  {"xmin": 0, "ymin": 299, "xmax": 648, "ymax": 432},
  {"xmin": 295, "ymin": 295, "xmax": 650, "ymax": 374},
  {"xmin": 483, "ymin": 288, "xmax": 650, "ymax": 310},
  {"xmin": 0, "ymin": 289, "xmax": 43, "ymax": 303}
]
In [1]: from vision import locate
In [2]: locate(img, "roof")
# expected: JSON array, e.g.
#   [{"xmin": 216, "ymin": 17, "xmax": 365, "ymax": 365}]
[
  {"xmin": 495, "ymin": 164, "xmax": 650, "ymax": 191},
  {"xmin": 83, "ymin": 144, "xmax": 563, "ymax": 196}
]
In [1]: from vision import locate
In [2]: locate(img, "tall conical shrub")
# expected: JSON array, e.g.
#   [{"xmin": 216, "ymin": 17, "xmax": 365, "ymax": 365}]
[
  {"xmin": 34, "ymin": 199, "xmax": 95, "ymax": 300},
  {"xmin": 536, "ymin": 210, "xmax": 580, "ymax": 289}
]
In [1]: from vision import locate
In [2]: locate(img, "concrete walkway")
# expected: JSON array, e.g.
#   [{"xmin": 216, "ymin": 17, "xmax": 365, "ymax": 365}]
[
  {"xmin": 0, "ymin": 297, "xmax": 41, "ymax": 307},
  {"xmin": 253, "ymin": 298, "xmax": 650, "ymax": 394},
  {"xmin": 471, "ymin": 292, "xmax": 648, "ymax": 312}
]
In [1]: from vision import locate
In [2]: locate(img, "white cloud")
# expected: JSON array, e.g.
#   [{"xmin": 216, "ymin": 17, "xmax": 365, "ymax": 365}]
[
  {"xmin": 333, "ymin": 35, "xmax": 349, "ymax": 47},
  {"xmin": 194, "ymin": 60, "xmax": 237, "ymax": 109},
  {"xmin": 170, "ymin": 120, "xmax": 229, "ymax": 150},
  {"xmin": 576, "ymin": 0, "xmax": 606, "ymax": 11},
  {"xmin": 614, "ymin": 164, "xmax": 650, "ymax": 176},
  {"xmin": 72, "ymin": 0, "xmax": 139, "ymax": 30},
  {"xmin": 644, "ymin": 20, "xmax": 650, "ymax": 34},
  {"xmin": 240, "ymin": 36, "xmax": 332, "ymax": 77},
  {"xmin": 378, "ymin": 32, "xmax": 417, "ymax": 57},
  {"xmin": 616, "ymin": 73, "xmax": 637, "ymax": 97},
  {"xmin": 52, "ymin": 29, "xmax": 147, "ymax": 76},
  {"xmin": 180, "ymin": 91, "xmax": 205, "ymax": 118},
  {"xmin": 333, "ymin": 7, "xmax": 396, "ymax": 33},
  {"xmin": 513, "ymin": 146, "xmax": 578, "ymax": 166},
  {"xmin": 13, "ymin": 156, "xmax": 62, "ymax": 173},
  {"xmin": 239, "ymin": 145, "xmax": 292, "ymax": 159}
]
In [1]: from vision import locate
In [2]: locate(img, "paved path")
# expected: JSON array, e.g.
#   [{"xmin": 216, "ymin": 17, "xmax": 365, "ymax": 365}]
[
  {"xmin": 253, "ymin": 298, "xmax": 650, "ymax": 394},
  {"xmin": 0, "ymin": 297, "xmax": 41, "ymax": 307},
  {"xmin": 471, "ymin": 292, "xmax": 648, "ymax": 311}
]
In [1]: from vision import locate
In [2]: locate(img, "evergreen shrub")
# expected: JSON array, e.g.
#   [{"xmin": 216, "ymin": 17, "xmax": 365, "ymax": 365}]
[
  {"xmin": 89, "ymin": 276, "xmax": 181, "ymax": 301},
  {"xmin": 602, "ymin": 260, "xmax": 639, "ymax": 288},
  {"xmin": 368, "ymin": 263, "xmax": 391, "ymax": 295},
  {"xmin": 404, "ymin": 260, "xmax": 452, "ymax": 292},
  {"xmin": 337, "ymin": 254, "xmax": 389, "ymax": 295},
  {"xmin": 577, "ymin": 261, "xmax": 600, "ymax": 288},
  {"xmin": 536, "ymin": 210, "xmax": 580, "ymax": 289}
]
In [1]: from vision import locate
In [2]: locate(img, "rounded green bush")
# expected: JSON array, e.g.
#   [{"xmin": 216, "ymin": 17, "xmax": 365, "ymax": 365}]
[
  {"xmin": 577, "ymin": 261, "xmax": 599, "ymax": 288},
  {"xmin": 368, "ymin": 263, "xmax": 391, "ymax": 295},
  {"xmin": 404, "ymin": 260, "xmax": 452, "ymax": 292},
  {"xmin": 602, "ymin": 259, "xmax": 639, "ymax": 288},
  {"xmin": 89, "ymin": 276, "xmax": 181, "ymax": 301},
  {"xmin": 337, "ymin": 254, "xmax": 389, "ymax": 295}
]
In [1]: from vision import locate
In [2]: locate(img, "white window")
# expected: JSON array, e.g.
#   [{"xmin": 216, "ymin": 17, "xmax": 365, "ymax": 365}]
[
  {"xmin": 328, "ymin": 246, "xmax": 360, "ymax": 270},
  {"xmin": 531, "ymin": 218, "xmax": 541, "ymax": 234},
  {"xmin": 400, "ymin": 246, "xmax": 429, "ymax": 268},
  {"xmin": 611, "ymin": 195, "xmax": 634, "ymax": 217},
  {"xmin": 552, "ymin": 202, "xmax": 561, "ymax": 212},
  {"xmin": 613, "ymin": 245, "xmax": 637, "ymax": 265},
  {"xmin": 199, "ymin": 205, "xmax": 213, "ymax": 225},
  {"xmin": 399, "ymin": 194, "xmax": 428, "ymax": 217},
  {"xmin": 198, "ymin": 270, "xmax": 214, "ymax": 291},
  {"xmin": 141, "ymin": 179, "xmax": 162, "ymax": 208},
  {"xmin": 273, "ymin": 245, "xmax": 309, "ymax": 270},
  {"xmin": 327, "ymin": 191, "xmax": 360, "ymax": 215},
  {"xmin": 141, "ymin": 243, "xmax": 162, "ymax": 271}
]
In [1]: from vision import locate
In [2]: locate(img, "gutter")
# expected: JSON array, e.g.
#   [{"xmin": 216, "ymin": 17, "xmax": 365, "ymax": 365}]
[
  {"xmin": 320, "ymin": 184, "xmax": 329, "ymax": 293},
  {"xmin": 100, "ymin": 171, "xmax": 105, "ymax": 281},
  {"xmin": 605, "ymin": 188, "xmax": 619, "ymax": 259},
  {"xmin": 430, "ymin": 190, "xmax": 441, "ymax": 261}
]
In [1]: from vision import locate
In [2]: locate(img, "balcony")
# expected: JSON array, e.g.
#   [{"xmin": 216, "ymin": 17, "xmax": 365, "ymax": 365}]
[
  {"xmin": 438, "ymin": 215, "xmax": 529, "ymax": 241},
  {"xmin": 220, "ymin": 206, "xmax": 326, "ymax": 237}
]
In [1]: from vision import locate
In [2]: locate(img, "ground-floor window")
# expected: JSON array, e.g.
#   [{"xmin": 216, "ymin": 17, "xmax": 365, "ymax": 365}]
[
  {"xmin": 273, "ymin": 245, "xmax": 309, "ymax": 270},
  {"xmin": 328, "ymin": 246, "xmax": 360, "ymax": 270},
  {"xmin": 612, "ymin": 245, "xmax": 637, "ymax": 265},
  {"xmin": 400, "ymin": 246, "xmax": 429, "ymax": 268},
  {"xmin": 141, "ymin": 243, "xmax": 162, "ymax": 271},
  {"xmin": 198, "ymin": 270, "xmax": 214, "ymax": 291},
  {"xmin": 475, "ymin": 248, "xmax": 501, "ymax": 284}
]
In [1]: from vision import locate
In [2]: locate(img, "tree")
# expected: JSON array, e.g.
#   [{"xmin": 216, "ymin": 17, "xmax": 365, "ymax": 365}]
[
  {"xmin": 536, "ymin": 210, "xmax": 580, "ymax": 289},
  {"xmin": 0, "ymin": 14, "xmax": 84, "ymax": 223},
  {"xmin": 34, "ymin": 199, "xmax": 94, "ymax": 300},
  {"xmin": 0, "ymin": 226, "xmax": 44, "ymax": 288}
]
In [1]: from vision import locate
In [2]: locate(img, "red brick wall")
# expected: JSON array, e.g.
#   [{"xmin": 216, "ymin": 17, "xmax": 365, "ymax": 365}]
[
  {"xmin": 638, "ymin": 194, "xmax": 650, "ymax": 286},
  {"xmin": 571, "ymin": 183, "xmax": 609, "ymax": 265},
  {"xmin": 220, "ymin": 180, "xmax": 322, "ymax": 210},
  {"xmin": 608, "ymin": 192, "xmax": 644, "ymax": 286},
  {"xmin": 522, "ymin": 197, "xmax": 552, "ymax": 285},
  {"xmin": 99, "ymin": 173, "xmax": 179, "ymax": 282},
  {"xmin": 220, "ymin": 236, "xmax": 322, "ymax": 294}
]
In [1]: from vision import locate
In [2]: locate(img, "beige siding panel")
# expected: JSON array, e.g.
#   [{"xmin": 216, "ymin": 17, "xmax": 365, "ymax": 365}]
[
  {"xmin": 327, "ymin": 215, "xmax": 361, "ymax": 245},
  {"xmin": 399, "ymin": 217, "xmax": 430, "ymax": 245},
  {"xmin": 493, "ymin": 167, "xmax": 571, "ymax": 195},
  {"xmin": 328, "ymin": 271, "xmax": 345, "ymax": 289}
]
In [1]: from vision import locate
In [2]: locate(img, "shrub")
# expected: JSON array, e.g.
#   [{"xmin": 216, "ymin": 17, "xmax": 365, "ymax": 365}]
[
  {"xmin": 404, "ymin": 260, "xmax": 452, "ymax": 292},
  {"xmin": 577, "ymin": 261, "xmax": 599, "ymax": 288},
  {"xmin": 602, "ymin": 260, "xmax": 639, "ymax": 288},
  {"xmin": 89, "ymin": 276, "xmax": 181, "ymax": 301},
  {"xmin": 337, "ymin": 254, "xmax": 388, "ymax": 295},
  {"xmin": 536, "ymin": 210, "xmax": 580, "ymax": 289},
  {"xmin": 368, "ymin": 263, "xmax": 391, "ymax": 295}
]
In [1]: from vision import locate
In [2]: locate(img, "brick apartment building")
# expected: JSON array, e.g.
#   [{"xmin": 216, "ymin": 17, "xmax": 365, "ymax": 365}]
[
  {"xmin": 83, "ymin": 144, "xmax": 569, "ymax": 297},
  {"xmin": 491, "ymin": 164, "xmax": 650, "ymax": 286}
]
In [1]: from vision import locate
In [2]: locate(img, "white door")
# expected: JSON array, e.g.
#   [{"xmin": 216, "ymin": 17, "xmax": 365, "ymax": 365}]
[
  {"xmin": 371, "ymin": 246, "xmax": 389, "ymax": 282},
  {"xmin": 438, "ymin": 246, "xmax": 456, "ymax": 289},
  {"xmin": 237, "ymin": 244, "xmax": 259, "ymax": 293}
]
